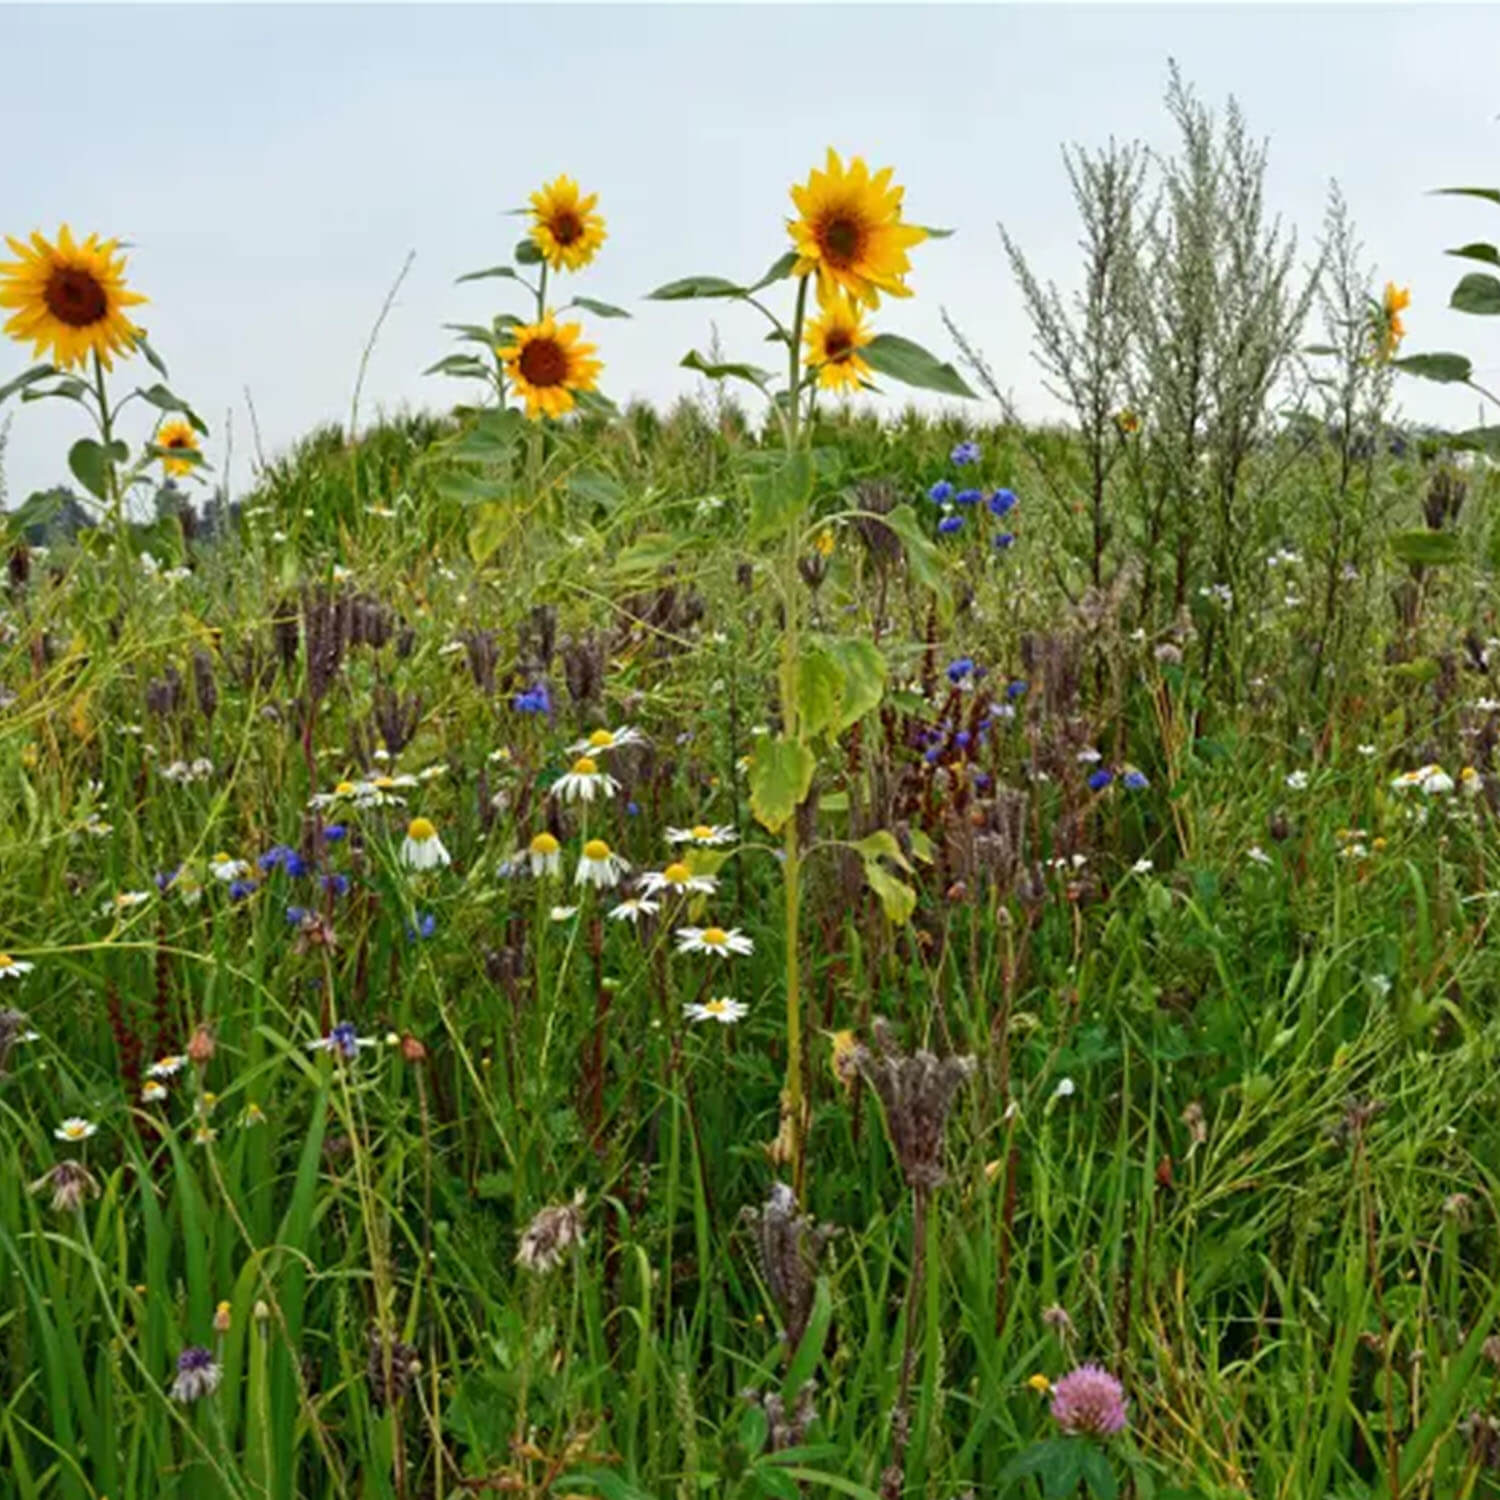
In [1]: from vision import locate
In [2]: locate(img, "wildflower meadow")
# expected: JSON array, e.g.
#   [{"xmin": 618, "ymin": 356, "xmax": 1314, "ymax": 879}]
[{"xmin": 7, "ymin": 61, "xmax": 1500, "ymax": 1500}]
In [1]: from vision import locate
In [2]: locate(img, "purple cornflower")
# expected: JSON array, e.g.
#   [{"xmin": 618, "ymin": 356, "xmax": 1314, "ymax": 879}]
[
  {"xmin": 1122, "ymin": 769, "xmax": 1149, "ymax": 791},
  {"xmin": 1050, "ymin": 1364, "xmax": 1128, "ymax": 1438},
  {"xmin": 946, "ymin": 657, "xmax": 975, "ymax": 684},
  {"xmin": 954, "ymin": 487, "xmax": 983, "ymax": 506},
  {"xmin": 228, "ymin": 879, "xmax": 257, "ymax": 903},
  {"xmin": 937, "ymin": 514, "xmax": 964, "ymax": 535},
  {"xmin": 993, "ymin": 532, "xmax": 1016, "ymax": 551},
  {"xmin": 928, "ymin": 479, "xmax": 955, "ymax": 504},
  {"xmin": 924, "ymin": 747, "xmax": 941, "ymax": 764},
  {"xmin": 951, "ymin": 440, "xmax": 981, "ymax": 466},
  {"xmin": 308, "ymin": 1022, "xmax": 375, "ymax": 1061},
  {"xmin": 989, "ymin": 487, "xmax": 1018, "ymax": 517},
  {"xmin": 513, "ymin": 684, "xmax": 551, "ymax": 714},
  {"xmin": 1087, "ymin": 768, "xmax": 1115, "ymax": 792},
  {"xmin": 171, "ymin": 1346, "xmax": 221, "ymax": 1404}
]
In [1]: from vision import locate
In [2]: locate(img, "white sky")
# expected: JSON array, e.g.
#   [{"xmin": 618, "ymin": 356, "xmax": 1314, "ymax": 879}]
[{"xmin": 3, "ymin": 3, "xmax": 1500, "ymax": 505}]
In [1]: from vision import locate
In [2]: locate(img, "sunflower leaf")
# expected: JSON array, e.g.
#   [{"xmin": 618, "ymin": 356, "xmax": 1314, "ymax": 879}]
[
  {"xmin": 137, "ymin": 384, "xmax": 208, "ymax": 435},
  {"xmin": 424, "ymin": 354, "xmax": 491, "ymax": 379},
  {"xmin": 681, "ymin": 350, "xmax": 773, "ymax": 390},
  {"xmin": 456, "ymin": 265, "xmax": 525, "ymax": 285},
  {"xmin": 135, "ymin": 333, "xmax": 170, "ymax": 380},
  {"xmin": 1391, "ymin": 352, "xmax": 1474, "ymax": 383},
  {"xmin": 863, "ymin": 333, "xmax": 976, "ymax": 398},
  {"xmin": 1446, "ymin": 242, "xmax": 1500, "ymax": 267},
  {"xmin": 443, "ymin": 323, "xmax": 499, "ymax": 345},
  {"xmin": 647, "ymin": 275, "xmax": 747, "ymax": 301},
  {"xmin": 68, "ymin": 438, "xmax": 129, "ymax": 501},
  {"xmin": 1451, "ymin": 272, "xmax": 1500, "ymax": 316},
  {"xmin": 749, "ymin": 251, "xmax": 800, "ymax": 292},
  {"xmin": 514, "ymin": 239, "xmax": 544, "ymax": 266},
  {"xmin": 917, "ymin": 224, "xmax": 956, "ymax": 239},
  {"xmin": 568, "ymin": 297, "xmax": 632, "ymax": 319},
  {"xmin": 1435, "ymin": 187, "xmax": 1500, "ymax": 207},
  {"xmin": 750, "ymin": 736, "xmax": 816, "ymax": 834},
  {"xmin": 0, "ymin": 364, "xmax": 57, "ymax": 407}
]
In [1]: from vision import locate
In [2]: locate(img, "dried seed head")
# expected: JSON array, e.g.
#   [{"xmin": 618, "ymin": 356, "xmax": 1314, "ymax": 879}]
[
  {"xmin": 31, "ymin": 1158, "xmax": 101, "ymax": 1214},
  {"xmin": 192, "ymin": 649, "xmax": 218, "ymax": 722},
  {"xmin": 517, "ymin": 1190, "xmax": 586, "ymax": 1274},
  {"xmin": 741, "ymin": 1182, "xmax": 836, "ymax": 1349},
  {"xmin": 366, "ymin": 1325, "xmax": 421, "ymax": 1409},
  {"xmin": 0, "ymin": 1007, "xmax": 30, "ymax": 1074}
]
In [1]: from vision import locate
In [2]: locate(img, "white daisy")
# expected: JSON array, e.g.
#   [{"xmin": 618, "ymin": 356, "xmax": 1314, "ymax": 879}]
[
  {"xmin": 1419, "ymin": 766, "xmax": 1455, "ymax": 795},
  {"xmin": 674, "ymin": 925, "xmax": 754, "ymax": 959},
  {"xmin": 549, "ymin": 904, "xmax": 579, "ymax": 922},
  {"xmin": 608, "ymin": 896, "xmax": 660, "ymax": 924},
  {"xmin": 575, "ymin": 838, "xmax": 630, "ymax": 890},
  {"xmin": 1130, "ymin": 858, "xmax": 1154, "ymax": 875},
  {"xmin": 0, "ymin": 953, "xmax": 34, "ymax": 979},
  {"xmin": 551, "ymin": 756, "xmax": 620, "ymax": 805},
  {"xmin": 683, "ymin": 996, "xmax": 748, "ymax": 1025},
  {"xmin": 1284, "ymin": 770, "xmax": 1309, "ymax": 792},
  {"xmin": 147, "ymin": 1054, "xmax": 188, "ymax": 1079},
  {"xmin": 141, "ymin": 1081, "xmax": 168, "ymax": 1103},
  {"xmin": 566, "ymin": 726, "xmax": 647, "ymax": 757},
  {"xmin": 308, "ymin": 779, "xmax": 362, "ymax": 810},
  {"xmin": 209, "ymin": 853, "xmax": 252, "ymax": 882},
  {"xmin": 401, "ymin": 818, "xmax": 451, "ymax": 871},
  {"xmin": 1246, "ymin": 845, "xmax": 1273, "ymax": 867},
  {"xmin": 100, "ymin": 890, "xmax": 152, "ymax": 917},
  {"xmin": 1357, "ymin": 744, "xmax": 1378, "ymax": 758},
  {"xmin": 54, "ymin": 1117, "xmax": 97, "ymax": 1142},
  {"xmin": 527, "ymin": 832, "xmax": 562, "ymax": 878},
  {"xmin": 1461, "ymin": 766, "xmax": 1483, "ymax": 796},
  {"xmin": 665, "ymin": 823, "xmax": 738, "ymax": 848},
  {"xmin": 638, "ymin": 861, "xmax": 719, "ymax": 897}
]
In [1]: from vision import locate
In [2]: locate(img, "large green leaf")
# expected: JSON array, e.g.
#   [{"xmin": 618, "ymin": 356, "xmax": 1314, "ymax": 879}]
[
  {"xmin": 1451, "ymin": 271, "xmax": 1500, "ymax": 315},
  {"xmin": 882, "ymin": 502, "xmax": 951, "ymax": 609},
  {"xmin": 824, "ymin": 638, "xmax": 886, "ymax": 729},
  {"xmin": 467, "ymin": 501, "xmax": 512, "ymax": 565},
  {"xmin": 138, "ymin": 383, "xmax": 208, "ymax": 434},
  {"xmin": 851, "ymin": 829, "xmax": 910, "ymax": 872},
  {"xmin": 455, "ymin": 265, "xmax": 524, "ymax": 285},
  {"xmin": 747, "ymin": 449, "xmax": 814, "ymax": 543},
  {"xmin": 796, "ymin": 645, "xmax": 845, "ymax": 741},
  {"xmin": 1390, "ymin": 529, "xmax": 1463, "ymax": 567},
  {"xmin": 749, "ymin": 250, "xmax": 800, "ymax": 292},
  {"xmin": 750, "ymin": 736, "xmax": 815, "ymax": 833},
  {"xmin": 450, "ymin": 407, "xmax": 524, "ymax": 463},
  {"xmin": 1391, "ymin": 352, "xmax": 1473, "ymax": 383},
  {"xmin": 680, "ymin": 349, "xmax": 772, "ymax": 390},
  {"xmin": 864, "ymin": 860, "xmax": 916, "ymax": 924},
  {"xmin": 568, "ymin": 296, "xmax": 632, "ymax": 319},
  {"xmin": 514, "ymin": 238, "xmax": 544, "ymax": 266},
  {"xmin": 862, "ymin": 333, "xmax": 976, "ymax": 398},
  {"xmin": 68, "ymin": 437, "xmax": 128, "ymax": 500},
  {"xmin": 1447, "ymin": 241, "xmax": 1500, "ymax": 266},
  {"xmin": 1436, "ymin": 186, "xmax": 1500, "ymax": 206},
  {"xmin": 646, "ymin": 274, "xmax": 746, "ymax": 300},
  {"xmin": 0, "ymin": 363, "xmax": 56, "ymax": 406}
]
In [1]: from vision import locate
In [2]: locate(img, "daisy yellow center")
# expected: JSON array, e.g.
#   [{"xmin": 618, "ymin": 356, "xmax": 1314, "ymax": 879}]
[
  {"xmin": 44, "ymin": 265, "xmax": 108, "ymax": 327},
  {"xmin": 583, "ymin": 839, "xmax": 611, "ymax": 861},
  {"xmin": 519, "ymin": 336, "xmax": 568, "ymax": 389},
  {"xmin": 702, "ymin": 926, "xmax": 728, "ymax": 946},
  {"xmin": 704, "ymin": 999, "xmax": 728, "ymax": 1015},
  {"xmin": 663, "ymin": 862, "xmax": 691, "ymax": 884},
  {"xmin": 407, "ymin": 817, "xmax": 436, "ymax": 842},
  {"xmin": 0, "ymin": 953, "xmax": 13, "ymax": 967},
  {"xmin": 372, "ymin": 775, "xmax": 395, "ymax": 788},
  {"xmin": 212, "ymin": 851, "xmax": 231, "ymax": 863},
  {"xmin": 587, "ymin": 729, "xmax": 614, "ymax": 748},
  {"xmin": 691, "ymin": 825, "xmax": 714, "ymax": 841},
  {"xmin": 530, "ymin": 832, "xmax": 559, "ymax": 855},
  {"xmin": 334, "ymin": 780, "xmax": 356, "ymax": 795},
  {"xmin": 63, "ymin": 1122, "xmax": 87, "ymax": 1138},
  {"xmin": 572, "ymin": 756, "xmax": 598, "ymax": 776}
]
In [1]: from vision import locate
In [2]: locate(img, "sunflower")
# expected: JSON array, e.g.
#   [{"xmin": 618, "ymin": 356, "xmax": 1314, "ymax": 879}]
[
  {"xmin": 803, "ymin": 292, "xmax": 874, "ymax": 392},
  {"xmin": 528, "ymin": 176, "xmax": 607, "ymax": 273},
  {"xmin": 156, "ymin": 419, "xmax": 200, "ymax": 477},
  {"xmin": 1377, "ymin": 281, "xmax": 1411, "ymax": 360},
  {"xmin": 0, "ymin": 225, "xmax": 147, "ymax": 370},
  {"xmin": 499, "ymin": 312, "xmax": 602, "ymax": 420},
  {"xmin": 788, "ymin": 149, "xmax": 927, "ymax": 309}
]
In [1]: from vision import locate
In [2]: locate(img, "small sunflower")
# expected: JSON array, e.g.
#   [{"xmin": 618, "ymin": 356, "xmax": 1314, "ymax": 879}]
[
  {"xmin": 803, "ymin": 292, "xmax": 874, "ymax": 392},
  {"xmin": 156, "ymin": 420, "xmax": 200, "ymax": 477},
  {"xmin": 528, "ymin": 175, "xmax": 607, "ymax": 272},
  {"xmin": 1375, "ymin": 282, "xmax": 1410, "ymax": 361},
  {"xmin": 499, "ymin": 312, "xmax": 602, "ymax": 421},
  {"xmin": 0, "ymin": 225, "xmax": 147, "ymax": 370},
  {"xmin": 788, "ymin": 149, "xmax": 927, "ymax": 309}
]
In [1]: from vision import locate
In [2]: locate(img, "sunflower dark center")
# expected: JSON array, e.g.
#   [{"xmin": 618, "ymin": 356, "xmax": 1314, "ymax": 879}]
[
  {"xmin": 820, "ymin": 214, "xmax": 864, "ymax": 267},
  {"xmin": 44, "ymin": 267, "xmax": 109, "ymax": 328},
  {"xmin": 823, "ymin": 329, "xmax": 854, "ymax": 360},
  {"xmin": 550, "ymin": 210, "xmax": 583, "ymax": 246},
  {"xmin": 166, "ymin": 433, "xmax": 191, "ymax": 450},
  {"xmin": 519, "ymin": 337, "xmax": 568, "ymax": 388}
]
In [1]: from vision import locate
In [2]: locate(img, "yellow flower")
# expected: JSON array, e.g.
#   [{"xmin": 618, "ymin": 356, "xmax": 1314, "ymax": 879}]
[
  {"xmin": 1116, "ymin": 409, "xmax": 1140, "ymax": 436},
  {"xmin": 156, "ymin": 419, "xmax": 200, "ymax": 477},
  {"xmin": 828, "ymin": 1028, "xmax": 859, "ymax": 1095},
  {"xmin": 1378, "ymin": 282, "xmax": 1410, "ymax": 360},
  {"xmin": 803, "ymin": 292, "xmax": 874, "ymax": 393},
  {"xmin": 814, "ymin": 527, "xmax": 836, "ymax": 558},
  {"xmin": 499, "ymin": 311, "xmax": 602, "ymax": 421},
  {"xmin": 527, "ymin": 175, "xmax": 607, "ymax": 273},
  {"xmin": 1027, "ymin": 1373, "xmax": 1052, "ymax": 1395},
  {"xmin": 0, "ymin": 225, "xmax": 147, "ymax": 370},
  {"xmin": 788, "ymin": 149, "xmax": 927, "ymax": 309}
]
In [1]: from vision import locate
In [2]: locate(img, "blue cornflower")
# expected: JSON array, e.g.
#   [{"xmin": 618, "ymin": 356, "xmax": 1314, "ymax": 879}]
[
  {"xmin": 626, "ymin": 800, "xmax": 641, "ymax": 817},
  {"xmin": 406, "ymin": 912, "xmax": 437, "ymax": 941},
  {"xmin": 258, "ymin": 844, "xmax": 296, "ymax": 873},
  {"xmin": 924, "ymin": 747, "xmax": 941, "ymax": 764},
  {"xmin": 989, "ymin": 488, "xmax": 1018, "ymax": 516},
  {"xmin": 322, "ymin": 873, "xmax": 350, "ymax": 898},
  {"xmin": 286, "ymin": 905, "xmax": 309, "ymax": 925},
  {"xmin": 954, "ymin": 730, "xmax": 972, "ymax": 749},
  {"xmin": 1122, "ymin": 769, "xmax": 1149, "ymax": 791},
  {"xmin": 323, "ymin": 823, "xmax": 348, "ymax": 843},
  {"xmin": 155, "ymin": 866, "xmax": 180, "ymax": 893},
  {"xmin": 1087, "ymin": 768, "xmax": 1115, "ymax": 792},
  {"xmin": 946, "ymin": 657, "xmax": 975, "ymax": 684},
  {"xmin": 228, "ymin": 879, "xmax": 257, "ymax": 902},
  {"xmin": 928, "ymin": 479, "xmax": 955, "ymax": 504},
  {"xmin": 954, "ymin": 488, "xmax": 983, "ymax": 507},
  {"xmin": 951, "ymin": 440, "xmax": 981, "ymax": 466},
  {"xmin": 937, "ymin": 514, "xmax": 964, "ymax": 535},
  {"xmin": 972, "ymin": 771, "xmax": 993, "ymax": 791},
  {"xmin": 513, "ymin": 684, "xmax": 551, "ymax": 714},
  {"xmin": 284, "ymin": 851, "xmax": 309, "ymax": 878},
  {"xmin": 993, "ymin": 532, "xmax": 1016, "ymax": 551},
  {"xmin": 1006, "ymin": 680, "xmax": 1028, "ymax": 701},
  {"xmin": 308, "ymin": 1022, "xmax": 374, "ymax": 1061}
]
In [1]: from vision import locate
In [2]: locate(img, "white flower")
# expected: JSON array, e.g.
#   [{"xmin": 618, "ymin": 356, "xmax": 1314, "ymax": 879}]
[
  {"xmin": 683, "ymin": 996, "xmax": 748, "ymax": 1025},
  {"xmin": 1461, "ymin": 766, "xmax": 1483, "ymax": 796},
  {"xmin": 209, "ymin": 853, "xmax": 251, "ymax": 882},
  {"xmin": 1051, "ymin": 1077, "xmax": 1076, "ymax": 1100},
  {"xmin": 308, "ymin": 779, "xmax": 363, "ymax": 809},
  {"xmin": 1357, "ymin": 744, "xmax": 1378, "ymax": 758},
  {"xmin": 147, "ymin": 1054, "xmax": 188, "ymax": 1079},
  {"xmin": 566, "ymin": 726, "xmax": 647, "ymax": 756},
  {"xmin": 54, "ymin": 1117, "xmax": 97, "ymax": 1142},
  {"xmin": 1075, "ymin": 749, "xmax": 1102, "ymax": 765},
  {"xmin": 1246, "ymin": 845, "xmax": 1273, "ymax": 867},
  {"xmin": 0, "ymin": 953, "xmax": 34, "ymax": 979},
  {"xmin": 1475, "ymin": 697, "xmax": 1500, "ymax": 713},
  {"xmin": 638, "ymin": 861, "xmax": 718, "ymax": 897},
  {"xmin": 418, "ymin": 764, "xmax": 447, "ymax": 783},
  {"xmin": 549, "ymin": 905, "xmax": 579, "ymax": 922},
  {"xmin": 1285, "ymin": 770, "xmax": 1309, "ymax": 791},
  {"xmin": 575, "ymin": 839, "xmax": 630, "ymax": 890},
  {"xmin": 1130, "ymin": 858, "xmax": 1154, "ymax": 875},
  {"xmin": 665, "ymin": 823, "xmax": 738, "ymax": 848},
  {"xmin": 609, "ymin": 896, "xmax": 660, "ymax": 924},
  {"xmin": 674, "ymin": 925, "xmax": 754, "ymax": 959},
  {"xmin": 526, "ymin": 832, "xmax": 562, "ymax": 878},
  {"xmin": 141, "ymin": 1081, "xmax": 168, "ymax": 1103},
  {"xmin": 100, "ymin": 890, "xmax": 151, "ymax": 917},
  {"xmin": 551, "ymin": 756, "xmax": 620, "ymax": 805},
  {"xmin": 401, "ymin": 818, "xmax": 451, "ymax": 871},
  {"xmin": 1420, "ymin": 767, "xmax": 1455, "ymax": 795}
]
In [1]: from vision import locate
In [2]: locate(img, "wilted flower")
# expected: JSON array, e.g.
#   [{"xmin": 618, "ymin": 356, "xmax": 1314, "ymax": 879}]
[
  {"xmin": 575, "ymin": 837, "xmax": 629, "ymax": 889},
  {"xmin": 400, "ymin": 817, "xmax": 450, "ymax": 871},
  {"xmin": 516, "ymin": 1189, "xmax": 586, "ymax": 1274},
  {"xmin": 30, "ymin": 1158, "xmax": 100, "ymax": 1213},
  {"xmin": 170, "ymin": 1346, "xmax": 221, "ymax": 1403},
  {"xmin": 742, "ymin": 1181, "xmax": 836, "ymax": 1347},
  {"xmin": 1050, "ymin": 1363, "xmax": 1128, "ymax": 1438},
  {"xmin": 551, "ymin": 755, "xmax": 620, "ymax": 804},
  {"xmin": 565, "ymin": 725, "xmax": 646, "ymax": 756},
  {"xmin": 608, "ymin": 895, "xmax": 659, "ymax": 923}
]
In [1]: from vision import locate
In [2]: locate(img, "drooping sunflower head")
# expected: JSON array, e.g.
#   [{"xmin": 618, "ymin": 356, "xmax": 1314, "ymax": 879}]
[
  {"xmin": 1375, "ymin": 281, "xmax": 1411, "ymax": 360},
  {"xmin": 528, "ymin": 176, "xmax": 607, "ymax": 273},
  {"xmin": 0, "ymin": 225, "xmax": 147, "ymax": 371},
  {"xmin": 499, "ymin": 311, "xmax": 602, "ymax": 421},
  {"xmin": 156, "ymin": 419, "xmax": 200, "ymax": 478},
  {"xmin": 803, "ymin": 292, "xmax": 874, "ymax": 393},
  {"xmin": 788, "ymin": 149, "xmax": 928, "ymax": 309}
]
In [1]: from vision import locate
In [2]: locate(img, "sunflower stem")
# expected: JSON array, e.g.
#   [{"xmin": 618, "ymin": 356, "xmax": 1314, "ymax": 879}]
[{"xmin": 91, "ymin": 352, "xmax": 129, "ymax": 585}]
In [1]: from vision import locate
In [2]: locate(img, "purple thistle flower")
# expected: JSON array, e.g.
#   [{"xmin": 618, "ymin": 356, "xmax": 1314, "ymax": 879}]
[
  {"xmin": 951, "ymin": 440, "xmax": 981, "ymax": 466},
  {"xmin": 953, "ymin": 487, "xmax": 983, "ymax": 506},
  {"xmin": 171, "ymin": 1345, "xmax": 221, "ymax": 1404},
  {"xmin": 928, "ymin": 479, "xmax": 955, "ymax": 504},
  {"xmin": 937, "ymin": 514, "xmax": 964, "ymax": 535},
  {"xmin": 1050, "ymin": 1363, "xmax": 1128, "ymax": 1438},
  {"xmin": 989, "ymin": 487, "xmax": 1018, "ymax": 516}
]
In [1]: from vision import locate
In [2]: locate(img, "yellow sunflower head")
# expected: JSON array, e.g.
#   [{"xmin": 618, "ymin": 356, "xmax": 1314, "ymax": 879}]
[
  {"xmin": 528, "ymin": 175, "xmax": 607, "ymax": 273},
  {"xmin": 498, "ymin": 311, "xmax": 602, "ymax": 421},
  {"xmin": 0, "ymin": 225, "xmax": 147, "ymax": 371},
  {"xmin": 803, "ymin": 292, "xmax": 874, "ymax": 393},
  {"xmin": 1375, "ymin": 281, "xmax": 1411, "ymax": 361},
  {"xmin": 788, "ymin": 149, "xmax": 928, "ymax": 309},
  {"xmin": 156, "ymin": 419, "xmax": 200, "ymax": 478}
]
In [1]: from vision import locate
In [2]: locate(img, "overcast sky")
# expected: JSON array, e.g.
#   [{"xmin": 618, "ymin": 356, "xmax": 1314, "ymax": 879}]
[{"xmin": 3, "ymin": 3, "xmax": 1499, "ymax": 506}]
